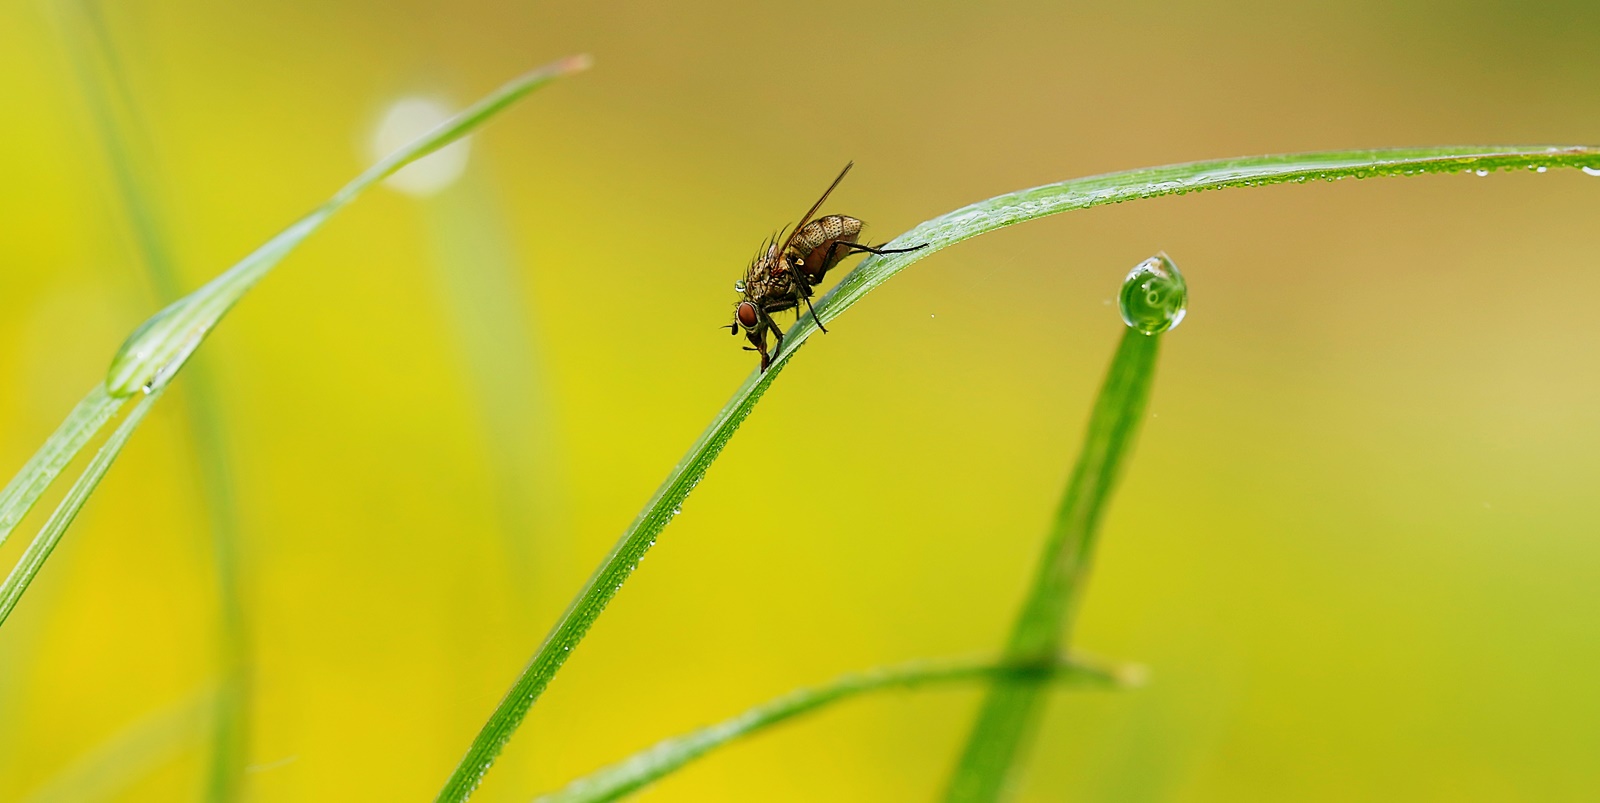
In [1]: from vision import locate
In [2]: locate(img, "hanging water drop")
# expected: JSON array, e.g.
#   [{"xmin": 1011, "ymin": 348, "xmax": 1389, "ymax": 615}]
[
  {"xmin": 1119, "ymin": 253, "xmax": 1187, "ymax": 335},
  {"xmin": 1536, "ymin": 166, "xmax": 1548, "ymax": 173},
  {"xmin": 1474, "ymin": 169, "xmax": 1489, "ymax": 177}
]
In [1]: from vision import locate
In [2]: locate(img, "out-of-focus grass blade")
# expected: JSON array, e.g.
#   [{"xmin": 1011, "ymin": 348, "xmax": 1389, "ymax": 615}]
[
  {"xmin": 943, "ymin": 326, "xmax": 1164, "ymax": 803},
  {"xmin": 20, "ymin": 688, "xmax": 212, "ymax": 803},
  {"xmin": 531, "ymin": 655, "xmax": 1141, "ymax": 803},
  {"xmin": 0, "ymin": 388, "xmax": 163, "ymax": 625},
  {"xmin": 53, "ymin": 1, "xmax": 253, "ymax": 797},
  {"xmin": 422, "ymin": 167, "xmax": 561, "ymax": 608},
  {"xmin": 0, "ymin": 387, "xmax": 125, "ymax": 549},
  {"xmin": 103, "ymin": 54, "xmax": 593, "ymax": 397},
  {"xmin": 435, "ymin": 144, "xmax": 1599, "ymax": 803},
  {"xmin": 0, "ymin": 56, "xmax": 589, "ymax": 627}
]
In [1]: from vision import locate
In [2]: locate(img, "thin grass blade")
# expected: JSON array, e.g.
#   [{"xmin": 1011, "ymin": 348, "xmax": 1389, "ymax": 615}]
[
  {"xmin": 943, "ymin": 326, "xmax": 1164, "ymax": 803},
  {"xmin": 0, "ymin": 389, "xmax": 163, "ymax": 625},
  {"xmin": 435, "ymin": 144, "xmax": 1598, "ymax": 802},
  {"xmin": 531, "ymin": 655, "xmax": 1139, "ymax": 803},
  {"xmin": 0, "ymin": 387, "xmax": 125, "ymax": 549}
]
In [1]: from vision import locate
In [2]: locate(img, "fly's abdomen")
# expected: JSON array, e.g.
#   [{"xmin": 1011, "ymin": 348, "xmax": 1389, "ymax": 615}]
[{"xmin": 790, "ymin": 215, "xmax": 863, "ymax": 283}]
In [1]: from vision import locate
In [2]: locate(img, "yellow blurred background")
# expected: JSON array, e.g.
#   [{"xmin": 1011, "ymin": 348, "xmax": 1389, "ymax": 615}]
[{"xmin": 3, "ymin": 0, "xmax": 1600, "ymax": 800}]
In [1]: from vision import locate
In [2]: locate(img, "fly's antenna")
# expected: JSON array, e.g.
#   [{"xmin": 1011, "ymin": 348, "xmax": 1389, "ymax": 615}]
[{"xmin": 778, "ymin": 161, "xmax": 852, "ymax": 255}]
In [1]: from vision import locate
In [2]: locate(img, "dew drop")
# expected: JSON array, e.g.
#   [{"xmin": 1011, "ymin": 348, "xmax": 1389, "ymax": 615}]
[
  {"xmin": 1118, "ymin": 253, "xmax": 1188, "ymax": 335},
  {"xmin": 1536, "ymin": 166, "xmax": 1548, "ymax": 173},
  {"xmin": 670, "ymin": 504, "xmax": 682, "ymax": 516},
  {"xmin": 1583, "ymin": 167, "xmax": 1600, "ymax": 177},
  {"xmin": 1474, "ymin": 169, "xmax": 1489, "ymax": 177}
]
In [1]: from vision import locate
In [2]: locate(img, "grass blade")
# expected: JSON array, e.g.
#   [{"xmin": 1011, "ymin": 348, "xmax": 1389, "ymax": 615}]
[
  {"xmin": 943, "ymin": 323, "xmax": 1165, "ymax": 803},
  {"xmin": 53, "ymin": 2, "xmax": 255, "ymax": 796},
  {"xmin": 531, "ymin": 655, "xmax": 1140, "ymax": 803},
  {"xmin": 0, "ymin": 56, "xmax": 588, "ymax": 627},
  {"xmin": 0, "ymin": 389, "xmax": 164, "ymax": 626},
  {"xmin": 435, "ymin": 144, "xmax": 1598, "ymax": 802},
  {"xmin": 0, "ymin": 387, "xmax": 125, "ymax": 549}
]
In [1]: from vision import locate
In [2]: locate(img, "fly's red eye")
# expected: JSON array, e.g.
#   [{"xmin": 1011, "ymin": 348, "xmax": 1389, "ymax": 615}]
[{"xmin": 736, "ymin": 302, "xmax": 759, "ymax": 329}]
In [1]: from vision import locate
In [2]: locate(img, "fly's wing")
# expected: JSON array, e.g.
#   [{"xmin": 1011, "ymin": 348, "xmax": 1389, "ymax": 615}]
[
  {"xmin": 777, "ymin": 162, "xmax": 853, "ymax": 265},
  {"xmin": 790, "ymin": 215, "xmax": 863, "ymax": 283}
]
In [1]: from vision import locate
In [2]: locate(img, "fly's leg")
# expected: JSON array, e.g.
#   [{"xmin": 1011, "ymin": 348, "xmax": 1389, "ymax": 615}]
[
  {"xmin": 743, "ymin": 325, "xmax": 772, "ymax": 371},
  {"xmin": 822, "ymin": 239, "xmax": 930, "ymax": 265},
  {"xmin": 759, "ymin": 308, "xmax": 790, "ymax": 366},
  {"xmin": 783, "ymin": 264, "xmax": 828, "ymax": 334}
]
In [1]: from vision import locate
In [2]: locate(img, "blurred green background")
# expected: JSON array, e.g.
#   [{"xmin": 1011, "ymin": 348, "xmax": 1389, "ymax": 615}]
[{"xmin": 3, "ymin": 0, "xmax": 1600, "ymax": 800}]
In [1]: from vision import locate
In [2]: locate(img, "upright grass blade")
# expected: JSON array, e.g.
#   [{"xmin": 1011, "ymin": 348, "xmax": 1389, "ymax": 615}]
[
  {"xmin": 422, "ymin": 168, "xmax": 560, "ymax": 609},
  {"xmin": 54, "ymin": 2, "xmax": 254, "ymax": 797},
  {"xmin": 943, "ymin": 324, "xmax": 1165, "ymax": 803},
  {"xmin": 0, "ymin": 56, "xmax": 589, "ymax": 628},
  {"xmin": 436, "ymin": 145, "xmax": 1599, "ymax": 802},
  {"xmin": 0, "ymin": 389, "xmax": 164, "ymax": 625},
  {"xmin": 530, "ymin": 655, "xmax": 1140, "ymax": 803}
]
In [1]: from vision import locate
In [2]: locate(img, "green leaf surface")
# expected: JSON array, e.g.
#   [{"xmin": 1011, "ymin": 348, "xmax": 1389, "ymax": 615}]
[
  {"xmin": 437, "ymin": 144, "xmax": 1598, "ymax": 802},
  {"xmin": 532, "ymin": 655, "xmax": 1138, "ymax": 803},
  {"xmin": 944, "ymin": 327, "xmax": 1163, "ymax": 803}
]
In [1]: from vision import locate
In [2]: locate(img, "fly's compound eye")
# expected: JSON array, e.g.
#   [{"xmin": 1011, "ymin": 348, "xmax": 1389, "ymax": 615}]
[{"xmin": 736, "ymin": 301, "xmax": 760, "ymax": 331}]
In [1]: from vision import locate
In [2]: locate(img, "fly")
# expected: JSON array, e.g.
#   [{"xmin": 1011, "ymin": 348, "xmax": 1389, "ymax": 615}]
[{"xmin": 727, "ymin": 162, "xmax": 927, "ymax": 370}]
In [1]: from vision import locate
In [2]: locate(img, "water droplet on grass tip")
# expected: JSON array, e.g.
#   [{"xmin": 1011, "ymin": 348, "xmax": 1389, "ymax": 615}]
[
  {"xmin": 1474, "ymin": 169, "xmax": 1489, "ymax": 176},
  {"xmin": 1119, "ymin": 253, "xmax": 1187, "ymax": 335}
]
